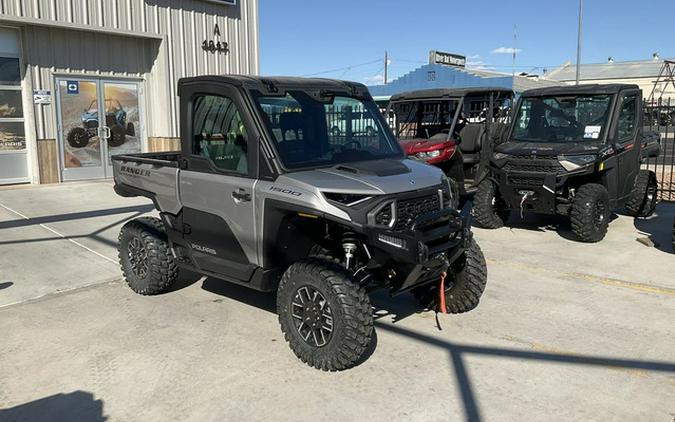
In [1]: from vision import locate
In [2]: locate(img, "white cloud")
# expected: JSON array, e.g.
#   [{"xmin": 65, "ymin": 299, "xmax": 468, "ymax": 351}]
[
  {"xmin": 492, "ymin": 47, "xmax": 523, "ymax": 54},
  {"xmin": 364, "ymin": 74, "xmax": 385, "ymax": 85}
]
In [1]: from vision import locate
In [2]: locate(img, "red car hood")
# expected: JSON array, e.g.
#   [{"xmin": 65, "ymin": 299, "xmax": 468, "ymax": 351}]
[{"xmin": 399, "ymin": 138, "xmax": 456, "ymax": 155}]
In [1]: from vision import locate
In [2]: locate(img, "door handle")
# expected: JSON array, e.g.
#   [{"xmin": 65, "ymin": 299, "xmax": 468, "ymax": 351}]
[
  {"xmin": 231, "ymin": 188, "xmax": 251, "ymax": 203},
  {"xmin": 100, "ymin": 126, "xmax": 111, "ymax": 140}
]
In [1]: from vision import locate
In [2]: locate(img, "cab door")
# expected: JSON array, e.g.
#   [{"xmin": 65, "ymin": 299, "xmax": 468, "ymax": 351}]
[
  {"xmin": 178, "ymin": 84, "xmax": 260, "ymax": 282},
  {"xmin": 612, "ymin": 91, "xmax": 641, "ymax": 200}
]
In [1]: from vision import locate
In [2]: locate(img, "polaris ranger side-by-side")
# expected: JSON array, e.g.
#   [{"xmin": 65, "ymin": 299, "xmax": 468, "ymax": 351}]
[
  {"xmin": 389, "ymin": 88, "xmax": 513, "ymax": 198},
  {"xmin": 112, "ymin": 76, "xmax": 488, "ymax": 371},
  {"xmin": 472, "ymin": 84, "xmax": 658, "ymax": 242}
]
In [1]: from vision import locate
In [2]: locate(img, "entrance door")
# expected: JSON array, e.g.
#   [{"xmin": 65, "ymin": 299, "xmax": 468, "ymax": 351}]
[{"xmin": 56, "ymin": 78, "xmax": 143, "ymax": 181}]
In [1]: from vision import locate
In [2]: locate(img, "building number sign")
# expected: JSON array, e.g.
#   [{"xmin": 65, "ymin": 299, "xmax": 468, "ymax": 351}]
[{"xmin": 203, "ymin": 24, "xmax": 229, "ymax": 54}]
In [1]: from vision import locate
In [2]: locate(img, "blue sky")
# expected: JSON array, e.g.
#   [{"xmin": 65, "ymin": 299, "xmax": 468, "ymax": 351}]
[{"xmin": 259, "ymin": 0, "xmax": 674, "ymax": 85}]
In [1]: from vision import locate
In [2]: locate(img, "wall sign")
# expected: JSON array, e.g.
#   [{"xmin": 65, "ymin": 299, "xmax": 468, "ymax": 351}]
[
  {"xmin": 66, "ymin": 81, "xmax": 79, "ymax": 94},
  {"xmin": 202, "ymin": 23, "xmax": 229, "ymax": 54},
  {"xmin": 33, "ymin": 89, "xmax": 52, "ymax": 104},
  {"xmin": 428, "ymin": 50, "xmax": 466, "ymax": 68}
]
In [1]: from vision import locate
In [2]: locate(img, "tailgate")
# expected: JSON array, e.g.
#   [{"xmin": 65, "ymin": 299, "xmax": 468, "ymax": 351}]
[{"xmin": 112, "ymin": 156, "xmax": 181, "ymax": 214}]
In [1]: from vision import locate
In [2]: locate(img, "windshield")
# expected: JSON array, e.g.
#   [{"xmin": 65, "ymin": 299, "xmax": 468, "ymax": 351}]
[
  {"xmin": 255, "ymin": 91, "xmax": 402, "ymax": 169},
  {"xmin": 512, "ymin": 95, "xmax": 613, "ymax": 142}
]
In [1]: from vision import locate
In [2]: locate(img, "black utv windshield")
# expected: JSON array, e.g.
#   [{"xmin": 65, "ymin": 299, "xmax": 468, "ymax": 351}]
[
  {"xmin": 254, "ymin": 91, "xmax": 402, "ymax": 169},
  {"xmin": 512, "ymin": 94, "xmax": 613, "ymax": 142}
]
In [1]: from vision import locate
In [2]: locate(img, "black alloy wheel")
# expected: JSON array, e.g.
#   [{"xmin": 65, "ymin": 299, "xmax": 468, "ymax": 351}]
[{"xmin": 291, "ymin": 285, "xmax": 334, "ymax": 347}]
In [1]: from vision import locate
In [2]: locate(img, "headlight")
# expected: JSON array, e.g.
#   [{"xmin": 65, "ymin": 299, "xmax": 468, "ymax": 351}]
[
  {"xmin": 493, "ymin": 152, "xmax": 509, "ymax": 160},
  {"xmin": 558, "ymin": 154, "xmax": 596, "ymax": 172},
  {"xmin": 323, "ymin": 192, "xmax": 372, "ymax": 206},
  {"xmin": 414, "ymin": 150, "xmax": 441, "ymax": 160}
]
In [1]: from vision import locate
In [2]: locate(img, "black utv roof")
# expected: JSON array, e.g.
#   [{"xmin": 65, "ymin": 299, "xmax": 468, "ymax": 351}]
[
  {"xmin": 390, "ymin": 87, "xmax": 514, "ymax": 102},
  {"xmin": 521, "ymin": 83, "xmax": 640, "ymax": 97},
  {"xmin": 178, "ymin": 75, "xmax": 372, "ymax": 99}
]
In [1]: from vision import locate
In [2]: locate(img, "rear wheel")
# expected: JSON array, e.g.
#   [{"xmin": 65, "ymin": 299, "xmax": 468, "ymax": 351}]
[
  {"xmin": 625, "ymin": 170, "xmax": 657, "ymax": 218},
  {"xmin": 108, "ymin": 125, "xmax": 126, "ymax": 147},
  {"xmin": 118, "ymin": 217, "xmax": 178, "ymax": 295},
  {"xmin": 570, "ymin": 183, "xmax": 610, "ymax": 242},
  {"xmin": 472, "ymin": 178, "xmax": 510, "ymax": 228},
  {"xmin": 277, "ymin": 258, "xmax": 373, "ymax": 371}
]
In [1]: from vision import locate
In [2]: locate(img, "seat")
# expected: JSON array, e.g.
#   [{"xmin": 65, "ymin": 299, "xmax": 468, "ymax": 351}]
[{"xmin": 458, "ymin": 124, "xmax": 485, "ymax": 164}]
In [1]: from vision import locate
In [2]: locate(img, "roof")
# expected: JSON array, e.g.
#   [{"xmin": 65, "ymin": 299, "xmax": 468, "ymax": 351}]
[
  {"xmin": 521, "ymin": 83, "xmax": 639, "ymax": 97},
  {"xmin": 368, "ymin": 63, "xmax": 562, "ymax": 98},
  {"xmin": 546, "ymin": 59, "xmax": 670, "ymax": 81},
  {"xmin": 178, "ymin": 75, "xmax": 371, "ymax": 97},
  {"xmin": 390, "ymin": 87, "xmax": 513, "ymax": 102}
]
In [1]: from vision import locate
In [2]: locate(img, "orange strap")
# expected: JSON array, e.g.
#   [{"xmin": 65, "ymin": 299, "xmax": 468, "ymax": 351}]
[{"xmin": 439, "ymin": 271, "xmax": 447, "ymax": 314}]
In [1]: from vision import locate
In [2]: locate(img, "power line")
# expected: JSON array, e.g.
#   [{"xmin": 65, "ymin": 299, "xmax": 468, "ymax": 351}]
[{"xmin": 301, "ymin": 59, "xmax": 381, "ymax": 77}]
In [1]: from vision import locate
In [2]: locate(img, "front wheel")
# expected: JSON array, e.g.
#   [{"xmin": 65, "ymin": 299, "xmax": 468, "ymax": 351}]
[
  {"xmin": 413, "ymin": 238, "xmax": 488, "ymax": 313},
  {"xmin": 118, "ymin": 217, "xmax": 178, "ymax": 295},
  {"xmin": 625, "ymin": 170, "xmax": 657, "ymax": 218},
  {"xmin": 108, "ymin": 125, "xmax": 126, "ymax": 147},
  {"xmin": 472, "ymin": 178, "xmax": 510, "ymax": 228},
  {"xmin": 277, "ymin": 258, "xmax": 373, "ymax": 371},
  {"xmin": 570, "ymin": 183, "xmax": 610, "ymax": 242},
  {"xmin": 67, "ymin": 127, "xmax": 90, "ymax": 148}
]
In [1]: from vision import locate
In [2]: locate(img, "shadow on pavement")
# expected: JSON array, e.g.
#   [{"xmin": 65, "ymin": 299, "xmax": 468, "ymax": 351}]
[
  {"xmin": 0, "ymin": 391, "xmax": 106, "ymax": 422},
  {"xmin": 198, "ymin": 277, "xmax": 675, "ymax": 422},
  {"xmin": 0, "ymin": 204, "xmax": 154, "ymax": 230},
  {"xmin": 634, "ymin": 201, "xmax": 675, "ymax": 253},
  {"xmin": 0, "ymin": 281, "xmax": 13, "ymax": 290}
]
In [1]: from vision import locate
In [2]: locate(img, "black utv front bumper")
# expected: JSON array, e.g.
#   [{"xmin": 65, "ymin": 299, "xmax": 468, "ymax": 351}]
[{"xmin": 367, "ymin": 201, "xmax": 473, "ymax": 293}]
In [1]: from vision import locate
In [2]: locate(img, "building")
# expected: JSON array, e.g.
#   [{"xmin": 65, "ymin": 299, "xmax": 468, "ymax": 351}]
[
  {"xmin": 0, "ymin": 0, "xmax": 259, "ymax": 185},
  {"xmin": 545, "ymin": 56, "xmax": 675, "ymax": 100},
  {"xmin": 368, "ymin": 58, "xmax": 562, "ymax": 100}
]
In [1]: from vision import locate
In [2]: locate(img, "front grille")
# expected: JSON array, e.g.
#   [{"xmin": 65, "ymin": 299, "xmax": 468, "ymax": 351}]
[
  {"xmin": 508, "ymin": 175, "xmax": 545, "ymax": 187},
  {"xmin": 503, "ymin": 157, "xmax": 565, "ymax": 174},
  {"xmin": 394, "ymin": 194, "xmax": 440, "ymax": 231},
  {"xmin": 84, "ymin": 120, "xmax": 98, "ymax": 129}
]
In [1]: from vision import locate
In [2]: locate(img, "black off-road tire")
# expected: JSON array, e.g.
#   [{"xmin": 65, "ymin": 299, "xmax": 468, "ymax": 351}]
[
  {"xmin": 277, "ymin": 258, "xmax": 373, "ymax": 371},
  {"xmin": 413, "ymin": 238, "xmax": 488, "ymax": 313},
  {"xmin": 126, "ymin": 122, "xmax": 136, "ymax": 136},
  {"xmin": 108, "ymin": 125, "xmax": 126, "ymax": 147},
  {"xmin": 67, "ymin": 127, "xmax": 89, "ymax": 148},
  {"xmin": 570, "ymin": 183, "xmax": 610, "ymax": 243},
  {"xmin": 472, "ymin": 178, "xmax": 510, "ymax": 229},
  {"xmin": 118, "ymin": 217, "xmax": 178, "ymax": 295},
  {"xmin": 625, "ymin": 170, "xmax": 657, "ymax": 218}
]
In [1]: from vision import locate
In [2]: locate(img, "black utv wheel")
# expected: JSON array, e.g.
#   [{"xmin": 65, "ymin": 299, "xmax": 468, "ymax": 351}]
[
  {"xmin": 277, "ymin": 258, "xmax": 373, "ymax": 371},
  {"xmin": 118, "ymin": 217, "xmax": 178, "ymax": 295},
  {"xmin": 67, "ymin": 127, "xmax": 89, "ymax": 148},
  {"xmin": 413, "ymin": 238, "xmax": 487, "ymax": 313},
  {"xmin": 108, "ymin": 125, "xmax": 127, "ymax": 147},
  {"xmin": 126, "ymin": 122, "xmax": 136, "ymax": 136},
  {"xmin": 472, "ymin": 178, "xmax": 510, "ymax": 229},
  {"xmin": 570, "ymin": 183, "xmax": 610, "ymax": 243},
  {"xmin": 625, "ymin": 170, "xmax": 657, "ymax": 218}
]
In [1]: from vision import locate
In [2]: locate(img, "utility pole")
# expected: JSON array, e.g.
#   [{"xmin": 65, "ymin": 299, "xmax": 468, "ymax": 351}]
[
  {"xmin": 576, "ymin": 0, "xmax": 583, "ymax": 85},
  {"xmin": 512, "ymin": 25, "xmax": 517, "ymax": 78},
  {"xmin": 384, "ymin": 51, "xmax": 388, "ymax": 85}
]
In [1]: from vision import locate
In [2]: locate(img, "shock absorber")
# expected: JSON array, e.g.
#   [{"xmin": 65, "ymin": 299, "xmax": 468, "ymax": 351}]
[{"xmin": 342, "ymin": 231, "xmax": 358, "ymax": 269}]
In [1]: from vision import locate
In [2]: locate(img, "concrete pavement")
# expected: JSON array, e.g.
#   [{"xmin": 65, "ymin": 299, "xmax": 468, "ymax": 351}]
[{"xmin": 1, "ymin": 181, "xmax": 674, "ymax": 421}]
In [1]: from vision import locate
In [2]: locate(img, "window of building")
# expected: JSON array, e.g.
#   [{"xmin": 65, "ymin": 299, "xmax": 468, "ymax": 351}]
[{"xmin": 192, "ymin": 95, "xmax": 248, "ymax": 175}]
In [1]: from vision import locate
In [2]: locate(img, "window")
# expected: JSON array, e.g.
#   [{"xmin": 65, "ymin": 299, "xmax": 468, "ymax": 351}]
[
  {"xmin": 192, "ymin": 95, "xmax": 248, "ymax": 174},
  {"xmin": 255, "ymin": 92, "xmax": 401, "ymax": 169},
  {"xmin": 617, "ymin": 95, "xmax": 637, "ymax": 141},
  {"xmin": 0, "ymin": 57, "xmax": 20, "ymax": 86}
]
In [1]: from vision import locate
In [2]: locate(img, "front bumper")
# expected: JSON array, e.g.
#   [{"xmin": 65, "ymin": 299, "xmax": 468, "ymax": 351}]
[{"xmin": 368, "ymin": 201, "xmax": 473, "ymax": 293}]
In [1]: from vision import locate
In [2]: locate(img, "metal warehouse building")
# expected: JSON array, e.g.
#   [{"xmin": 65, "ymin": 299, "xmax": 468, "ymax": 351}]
[
  {"xmin": 0, "ymin": 0, "xmax": 259, "ymax": 185},
  {"xmin": 368, "ymin": 51, "xmax": 561, "ymax": 100}
]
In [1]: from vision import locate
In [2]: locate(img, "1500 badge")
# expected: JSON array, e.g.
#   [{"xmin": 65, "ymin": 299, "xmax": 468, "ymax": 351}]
[{"xmin": 269, "ymin": 186, "xmax": 302, "ymax": 196}]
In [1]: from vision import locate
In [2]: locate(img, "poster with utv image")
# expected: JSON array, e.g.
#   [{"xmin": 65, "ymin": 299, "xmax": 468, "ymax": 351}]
[{"xmin": 58, "ymin": 80, "xmax": 141, "ymax": 168}]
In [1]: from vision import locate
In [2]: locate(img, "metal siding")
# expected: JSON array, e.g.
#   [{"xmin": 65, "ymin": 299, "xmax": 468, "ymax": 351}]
[{"xmin": 3, "ymin": 0, "xmax": 259, "ymax": 140}]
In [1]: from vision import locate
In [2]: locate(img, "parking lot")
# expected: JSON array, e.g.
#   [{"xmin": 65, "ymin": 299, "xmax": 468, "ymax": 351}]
[{"xmin": 1, "ymin": 181, "xmax": 674, "ymax": 421}]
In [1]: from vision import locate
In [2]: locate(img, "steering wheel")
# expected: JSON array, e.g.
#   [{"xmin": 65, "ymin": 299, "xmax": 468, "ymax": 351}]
[{"xmin": 341, "ymin": 140, "xmax": 362, "ymax": 150}]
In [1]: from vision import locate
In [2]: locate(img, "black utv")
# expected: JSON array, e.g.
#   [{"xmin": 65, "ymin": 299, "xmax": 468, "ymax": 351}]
[{"xmin": 472, "ymin": 84, "xmax": 658, "ymax": 242}]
